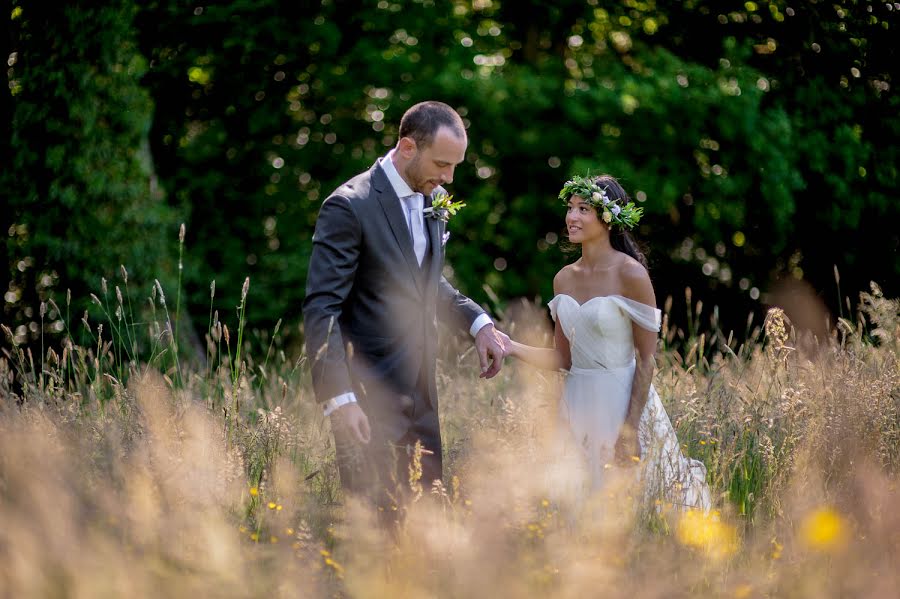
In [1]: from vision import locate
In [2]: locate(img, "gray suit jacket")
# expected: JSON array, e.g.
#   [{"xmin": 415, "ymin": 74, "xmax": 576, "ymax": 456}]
[{"xmin": 302, "ymin": 160, "xmax": 485, "ymax": 441}]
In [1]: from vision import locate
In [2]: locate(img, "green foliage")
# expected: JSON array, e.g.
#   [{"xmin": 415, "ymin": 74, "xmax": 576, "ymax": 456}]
[
  {"xmin": 428, "ymin": 192, "xmax": 466, "ymax": 222},
  {"xmin": 6, "ymin": 0, "xmax": 898, "ymax": 346},
  {"xmin": 4, "ymin": 2, "xmax": 176, "ymax": 345},
  {"xmin": 133, "ymin": 0, "xmax": 897, "ymax": 342}
]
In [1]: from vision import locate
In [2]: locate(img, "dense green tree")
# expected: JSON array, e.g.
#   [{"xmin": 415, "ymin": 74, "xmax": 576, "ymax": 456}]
[
  {"xmin": 614, "ymin": 0, "xmax": 899, "ymax": 321},
  {"xmin": 6, "ymin": 0, "xmax": 896, "ymax": 351},
  {"xmin": 4, "ymin": 2, "xmax": 176, "ymax": 345},
  {"xmin": 139, "ymin": 0, "xmax": 897, "ymax": 342}
]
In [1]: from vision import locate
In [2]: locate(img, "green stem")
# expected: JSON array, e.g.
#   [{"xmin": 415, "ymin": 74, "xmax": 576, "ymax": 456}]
[
  {"xmin": 39, "ymin": 310, "xmax": 45, "ymax": 393},
  {"xmin": 233, "ymin": 279, "xmax": 249, "ymax": 388},
  {"xmin": 174, "ymin": 224, "xmax": 185, "ymax": 387},
  {"xmin": 206, "ymin": 281, "xmax": 216, "ymax": 386},
  {"xmin": 102, "ymin": 288, "xmax": 124, "ymax": 382},
  {"xmin": 258, "ymin": 319, "xmax": 281, "ymax": 392},
  {"xmin": 154, "ymin": 279, "xmax": 180, "ymax": 386}
]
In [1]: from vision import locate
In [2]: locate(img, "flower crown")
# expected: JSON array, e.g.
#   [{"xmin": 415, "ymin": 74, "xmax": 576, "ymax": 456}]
[{"xmin": 558, "ymin": 175, "xmax": 644, "ymax": 230}]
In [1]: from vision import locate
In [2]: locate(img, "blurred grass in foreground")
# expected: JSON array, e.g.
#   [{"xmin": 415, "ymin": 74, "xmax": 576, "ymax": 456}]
[{"xmin": 1, "ymin": 274, "xmax": 898, "ymax": 598}]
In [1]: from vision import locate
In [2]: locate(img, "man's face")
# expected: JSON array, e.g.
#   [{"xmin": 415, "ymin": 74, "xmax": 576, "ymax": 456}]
[{"xmin": 401, "ymin": 126, "xmax": 467, "ymax": 196}]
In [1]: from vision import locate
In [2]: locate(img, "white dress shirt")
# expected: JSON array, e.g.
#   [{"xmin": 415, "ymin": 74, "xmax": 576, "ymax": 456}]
[
  {"xmin": 322, "ymin": 151, "xmax": 493, "ymax": 416},
  {"xmin": 402, "ymin": 193, "xmax": 427, "ymax": 266}
]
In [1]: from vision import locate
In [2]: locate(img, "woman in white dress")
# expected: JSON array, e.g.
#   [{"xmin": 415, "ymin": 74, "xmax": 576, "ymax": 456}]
[{"xmin": 506, "ymin": 175, "xmax": 710, "ymax": 510}]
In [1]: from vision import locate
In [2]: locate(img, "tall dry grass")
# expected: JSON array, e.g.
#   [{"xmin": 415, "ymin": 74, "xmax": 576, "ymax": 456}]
[{"xmin": 1, "ymin": 277, "xmax": 898, "ymax": 598}]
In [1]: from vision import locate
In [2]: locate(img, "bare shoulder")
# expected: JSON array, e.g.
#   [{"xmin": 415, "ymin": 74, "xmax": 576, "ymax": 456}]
[
  {"xmin": 617, "ymin": 256, "xmax": 656, "ymax": 306},
  {"xmin": 553, "ymin": 264, "xmax": 577, "ymax": 295}
]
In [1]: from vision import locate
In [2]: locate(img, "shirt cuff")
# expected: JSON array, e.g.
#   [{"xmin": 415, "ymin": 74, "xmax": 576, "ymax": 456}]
[
  {"xmin": 469, "ymin": 313, "xmax": 494, "ymax": 338},
  {"xmin": 323, "ymin": 392, "xmax": 357, "ymax": 417}
]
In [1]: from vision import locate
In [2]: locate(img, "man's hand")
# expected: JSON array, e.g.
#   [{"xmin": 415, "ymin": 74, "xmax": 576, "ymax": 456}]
[
  {"xmin": 474, "ymin": 323, "xmax": 509, "ymax": 379},
  {"xmin": 613, "ymin": 423, "xmax": 641, "ymax": 467},
  {"xmin": 329, "ymin": 402, "xmax": 371, "ymax": 444}
]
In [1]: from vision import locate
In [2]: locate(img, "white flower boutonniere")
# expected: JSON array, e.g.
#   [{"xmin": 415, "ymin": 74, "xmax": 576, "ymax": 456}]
[{"xmin": 424, "ymin": 192, "xmax": 466, "ymax": 222}]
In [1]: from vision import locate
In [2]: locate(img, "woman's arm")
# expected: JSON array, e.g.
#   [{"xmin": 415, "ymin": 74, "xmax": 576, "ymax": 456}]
[
  {"xmin": 614, "ymin": 260, "xmax": 659, "ymax": 464},
  {"xmin": 508, "ymin": 320, "xmax": 571, "ymax": 371},
  {"xmin": 507, "ymin": 269, "xmax": 573, "ymax": 371}
]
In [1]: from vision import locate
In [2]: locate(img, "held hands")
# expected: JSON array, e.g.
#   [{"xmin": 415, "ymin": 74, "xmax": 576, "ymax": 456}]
[
  {"xmin": 330, "ymin": 402, "xmax": 371, "ymax": 444},
  {"xmin": 474, "ymin": 324, "xmax": 510, "ymax": 379},
  {"xmin": 494, "ymin": 327, "xmax": 512, "ymax": 352},
  {"xmin": 613, "ymin": 423, "xmax": 641, "ymax": 467}
]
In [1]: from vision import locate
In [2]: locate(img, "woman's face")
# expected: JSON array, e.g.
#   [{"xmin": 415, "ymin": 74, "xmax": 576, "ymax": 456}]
[{"xmin": 565, "ymin": 195, "xmax": 606, "ymax": 243}]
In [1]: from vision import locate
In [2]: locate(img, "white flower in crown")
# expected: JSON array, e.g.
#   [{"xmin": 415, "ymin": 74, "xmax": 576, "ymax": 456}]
[
  {"xmin": 424, "ymin": 192, "xmax": 466, "ymax": 222},
  {"xmin": 591, "ymin": 189, "xmax": 611, "ymax": 205}
]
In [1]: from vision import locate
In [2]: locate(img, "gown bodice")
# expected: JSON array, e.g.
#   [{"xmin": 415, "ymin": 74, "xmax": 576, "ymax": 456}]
[{"xmin": 548, "ymin": 294, "xmax": 661, "ymax": 370}]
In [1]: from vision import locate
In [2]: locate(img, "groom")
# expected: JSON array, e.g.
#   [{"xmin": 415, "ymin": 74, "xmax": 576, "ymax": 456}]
[{"xmin": 302, "ymin": 101, "xmax": 507, "ymax": 509}]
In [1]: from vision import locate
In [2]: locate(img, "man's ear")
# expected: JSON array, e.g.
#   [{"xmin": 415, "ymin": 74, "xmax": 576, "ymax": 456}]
[{"xmin": 397, "ymin": 136, "xmax": 417, "ymax": 159}]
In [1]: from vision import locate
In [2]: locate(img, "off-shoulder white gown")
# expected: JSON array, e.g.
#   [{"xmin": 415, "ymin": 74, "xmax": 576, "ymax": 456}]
[{"xmin": 549, "ymin": 294, "xmax": 711, "ymax": 510}]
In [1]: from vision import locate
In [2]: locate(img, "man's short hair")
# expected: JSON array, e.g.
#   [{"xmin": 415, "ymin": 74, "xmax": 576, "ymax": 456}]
[{"xmin": 398, "ymin": 101, "xmax": 466, "ymax": 149}]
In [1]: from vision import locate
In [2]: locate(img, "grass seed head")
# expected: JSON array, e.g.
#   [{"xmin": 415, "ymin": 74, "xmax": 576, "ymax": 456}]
[{"xmin": 154, "ymin": 279, "xmax": 166, "ymax": 306}]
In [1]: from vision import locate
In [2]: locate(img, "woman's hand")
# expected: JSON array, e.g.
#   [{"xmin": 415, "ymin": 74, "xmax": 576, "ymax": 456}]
[{"xmin": 614, "ymin": 423, "xmax": 641, "ymax": 467}]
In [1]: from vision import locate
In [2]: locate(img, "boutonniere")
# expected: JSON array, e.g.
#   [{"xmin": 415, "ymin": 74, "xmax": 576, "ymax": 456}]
[{"xmin": 424, "ymin": 192, "xmax": 466, "ymax": 222}]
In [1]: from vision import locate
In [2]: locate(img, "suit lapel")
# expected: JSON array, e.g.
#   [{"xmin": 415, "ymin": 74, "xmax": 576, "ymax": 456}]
[{"xmin": 372, "ymin": 163, "xmax": 425, "ymax": 295}]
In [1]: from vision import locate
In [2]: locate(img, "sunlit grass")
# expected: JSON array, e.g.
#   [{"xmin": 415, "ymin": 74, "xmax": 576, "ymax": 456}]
[{"xmin": 1, "ymin": 273, "xmax": 898, "ymax": 597}]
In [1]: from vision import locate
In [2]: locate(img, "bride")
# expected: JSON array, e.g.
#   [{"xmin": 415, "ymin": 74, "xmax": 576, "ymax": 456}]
[{"xmin": 505, "ymin": 174, "xmax": 710, "ymax": 511}]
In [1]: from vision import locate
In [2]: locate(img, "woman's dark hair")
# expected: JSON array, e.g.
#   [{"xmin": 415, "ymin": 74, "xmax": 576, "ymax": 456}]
[
  {"xmin": 562, "ymin": 174, "xmax": 649, "ymax": 269},
  {"xmin": 594, "ymin": 175, "xmax": 648, "ymax": 268}
]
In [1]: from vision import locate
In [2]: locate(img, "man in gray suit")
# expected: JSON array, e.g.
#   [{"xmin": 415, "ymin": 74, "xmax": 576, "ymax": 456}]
[{"xmin": 302, "ymin": 101, "xmax": 507, "ymax": 509}]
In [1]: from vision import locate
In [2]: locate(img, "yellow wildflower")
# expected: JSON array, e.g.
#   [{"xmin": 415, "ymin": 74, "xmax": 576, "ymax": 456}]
[
  {"xmin": 323, "ymin": 553, "xmax": 345, "ymax": 578},
  {"xmin": 801, "ymin": 506, "xmax": 847, "ymax": 552},
  {"xmin": 249, "ymin": 487, "xmax": 259, "ymax": 497},
  {"xmin": 676, "ymin": 509, "xmax": 739, "ymax": 560},
  {"xmin": 770, "ymin": 537, "xmax": 783, "ymax": 560}
]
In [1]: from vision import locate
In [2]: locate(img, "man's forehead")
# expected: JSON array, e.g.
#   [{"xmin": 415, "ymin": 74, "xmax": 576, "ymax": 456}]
[
  {"xmin": 427, "ymin": 127, "xmax": 467, "ymax": 159},
  {"xmin": 433, "ymin": 124, "xmax": 466, "ymax": 141}
]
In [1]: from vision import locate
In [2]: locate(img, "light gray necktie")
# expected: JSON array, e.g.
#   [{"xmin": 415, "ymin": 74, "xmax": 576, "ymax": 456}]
[{"xmin": 404, "ymin": 193, "xmax": 427, "ymax": 266}]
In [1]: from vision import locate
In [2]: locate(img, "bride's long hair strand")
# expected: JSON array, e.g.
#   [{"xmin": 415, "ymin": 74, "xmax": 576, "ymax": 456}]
[{"xmin": 575, "ymin": 175, "xmax": 649, "ymax": 269}]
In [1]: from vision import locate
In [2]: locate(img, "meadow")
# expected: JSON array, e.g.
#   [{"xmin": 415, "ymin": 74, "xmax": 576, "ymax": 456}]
[{"xmin": 1, "ymin": 270, "xmax": 898, "ymax": 598}]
